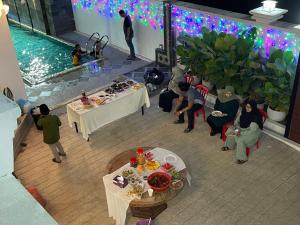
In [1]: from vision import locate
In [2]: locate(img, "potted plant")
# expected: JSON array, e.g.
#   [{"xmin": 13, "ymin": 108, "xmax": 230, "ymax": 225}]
[
  {"xmin": 259, "ymin": 49, "xmax": 296, "ymax": 122},
  {"xmin": 176, "ymin": 29, "xmax": 216, "ymax": 90}
]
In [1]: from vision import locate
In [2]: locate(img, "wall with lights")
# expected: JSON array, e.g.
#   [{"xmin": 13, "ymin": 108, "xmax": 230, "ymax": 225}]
[
  {"xmin": 71, "ymin": 1, "xmax": 299, "ymax": 60},
  {"xmin": 172, "ymin": 5, "xmax": 299, "ymax": 58},
  {"xmin": 71, "ymin": 0, "xmax": 164, "ymax": 60}
]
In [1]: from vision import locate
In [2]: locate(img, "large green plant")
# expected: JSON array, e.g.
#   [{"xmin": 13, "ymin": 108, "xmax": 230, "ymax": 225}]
[
  {"xmin": 203, "ymin": 27, "xmax": 259, "ymax": 92},
  {"xmin": 176, "ymin": 28, "xmax": 217, "ymax": 80},
  {"xmin": 255, "ymin": 49, "xmax": 297, "ymax": 112}
]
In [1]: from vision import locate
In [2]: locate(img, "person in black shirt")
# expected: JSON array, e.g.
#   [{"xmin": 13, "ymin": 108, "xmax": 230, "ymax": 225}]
[{"xmin": 119, "ymin": 9, "xmax": 136, "ymax": 60}]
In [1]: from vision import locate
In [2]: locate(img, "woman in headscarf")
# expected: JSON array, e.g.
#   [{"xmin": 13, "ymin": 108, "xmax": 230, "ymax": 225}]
[
  {"xmin": 159, "ymin": 66, "xmax": 185, "ymax": 112},
  {"xmin": 207, "ymin": 86, "xmax": 239, "ymax": 136},
  {"xmin": 221, "ymin": 100, "xmax": 263, "ymax": 164}
]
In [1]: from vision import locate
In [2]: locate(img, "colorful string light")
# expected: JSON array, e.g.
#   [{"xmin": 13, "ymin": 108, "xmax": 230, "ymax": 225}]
[
  {"xmin": 71, "ymin": 1, "xmax": 299, "ymax": 57},
  {"xmin": 71, "ymin": 0, "xmax": 164, "ymax": 31},
  {"xmin": 172, "ymin": 5, "xmax": 300, "ymax": 58}
]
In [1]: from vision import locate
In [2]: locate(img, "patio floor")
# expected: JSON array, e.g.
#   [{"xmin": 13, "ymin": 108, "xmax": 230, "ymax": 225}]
[{"xmin": 14, "ymin": 95, "xmax": 300, "ymax": 225}]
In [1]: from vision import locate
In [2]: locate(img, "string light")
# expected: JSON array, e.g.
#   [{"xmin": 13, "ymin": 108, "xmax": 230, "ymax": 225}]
[
  {"xmin": 171, "ymin": 5, "xmax": 299, "ymax": 58},
  {"xmin": 71, "ymin": 1, "xmax": 299, "ymax": 58},
  {"xmin": 71, "ymin": 0, "xmax": 164, "ymax": 31}
]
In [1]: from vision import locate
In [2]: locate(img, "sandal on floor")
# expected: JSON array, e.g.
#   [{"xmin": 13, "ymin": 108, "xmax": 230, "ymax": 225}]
[
  {"xmin": 184, "ymin": 128, "xmax": 192, "ymax": 133},
  {"xmin": 236, "ymin": 160, "xmax": 247, "ymax": 164},
  {"xmin": 59, "ymin": 152, "xmax": 66, "ymax": 157},
  {"xmin": 52, "ymin": 158, "xmax": 61, "ymax": 163},
  {"xmin": 221, "ymin": 147, "xmax": 230, "ymax": 151},
  {"xmin": 174, "ymin": 120, "xmax": 184, "ymax": 124}
]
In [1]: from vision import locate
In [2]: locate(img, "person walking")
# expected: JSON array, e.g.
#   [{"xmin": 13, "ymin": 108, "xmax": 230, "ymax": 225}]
[
  {"xmin": 37, "ymin": 104, "xmax": 66, "ymax": 163},
  {"xmin": 119, "ymin": 9, "xmax": 136, "ymax": 60}
]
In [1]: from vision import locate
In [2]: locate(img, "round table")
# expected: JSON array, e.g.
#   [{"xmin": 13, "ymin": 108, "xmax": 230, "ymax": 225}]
[{"xmin": 106, "ymin": 147, "xmax": 187, "ymax": 219}]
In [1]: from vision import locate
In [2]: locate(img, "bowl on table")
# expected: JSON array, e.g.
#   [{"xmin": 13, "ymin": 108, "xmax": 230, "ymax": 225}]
[{"xmin": 147, "ymin": 172, "xmax": 172, "ymax": 192}]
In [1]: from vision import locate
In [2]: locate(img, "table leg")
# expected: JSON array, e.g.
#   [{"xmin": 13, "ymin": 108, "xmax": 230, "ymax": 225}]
[
  {"xmin": 142, "ymin": 106, "xmax": 144, "ymax": 116},
  {"xmin": 74, "ymin": 122, "xmax": 78, "ymax": 133}
]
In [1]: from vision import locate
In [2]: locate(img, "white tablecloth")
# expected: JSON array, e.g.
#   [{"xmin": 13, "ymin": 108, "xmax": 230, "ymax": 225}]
[
  {"xmin": 102, "ymin": 147, "xmax": 188, "ymax": 225},
  {"xmin": 67, "ymin": 85, "xmax": 150, "ymax": 139}
]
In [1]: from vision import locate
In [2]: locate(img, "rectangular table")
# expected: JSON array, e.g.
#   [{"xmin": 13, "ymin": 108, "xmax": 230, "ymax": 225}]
[{"xmin": 67, "ymin": 85, "xmax": 150, "ymax": 140}]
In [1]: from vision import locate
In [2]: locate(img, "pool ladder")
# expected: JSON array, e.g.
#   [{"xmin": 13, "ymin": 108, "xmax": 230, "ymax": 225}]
[{"xmin": 85, "ymin": 32, "xmax": 109, "ymax": 59}]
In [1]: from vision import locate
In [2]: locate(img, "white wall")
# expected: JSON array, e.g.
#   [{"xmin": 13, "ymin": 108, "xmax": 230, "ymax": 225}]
[
  {"xmin": 0, "ymin": 1, "xmax": 27, "ymax": 100},
  {"xmin": 73, "ymin": 9, "xmax": 163, "ymax": 61},
  {"xmin": 0, "ymin": 95, "xmax": 20, "ymax": 177}
]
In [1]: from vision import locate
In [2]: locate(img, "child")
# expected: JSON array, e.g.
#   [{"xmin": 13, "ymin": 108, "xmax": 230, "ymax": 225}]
[
  {"xmin": 37, "ymin": 104, "xmax": 66, "ymax": 163},
  {"xmin": 72, "ymin": 43, "xmax": 83, "ymax": 66}
]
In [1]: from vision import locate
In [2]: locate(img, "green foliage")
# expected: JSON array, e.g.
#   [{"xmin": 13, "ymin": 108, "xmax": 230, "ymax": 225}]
[
  {"xmin": 176, "ymin": 28, "xmax": 297, "ymax": 112},
  {"xmin": 255, "ymin": 49, "xmax": 297, "ymax": 112}
]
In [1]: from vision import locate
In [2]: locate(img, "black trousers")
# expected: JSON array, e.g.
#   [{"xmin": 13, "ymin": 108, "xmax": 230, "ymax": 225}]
[
  {"xmin": 207, "ymin": 115, "xmax": 223, "ymax": 134},
  {"xmin": 126, "ymin": 37, "xmax": 135, "ymax": 57},
  {"xmin": 159, "ymin": 89, "xmax": 179, "ymax": 112},
  {"xmin": 177, "ymin": 100, "xmax": 202, "ymax": 129}
]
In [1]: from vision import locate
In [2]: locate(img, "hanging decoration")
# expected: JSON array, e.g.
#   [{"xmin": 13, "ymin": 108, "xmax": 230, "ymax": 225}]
[
  {"xmin": 71, "ymin": 0, "xmax": 164, "ymax": 31},
  {"xmin": 172, "ymin": 5, "xmax": 299, "ymax": 58}
]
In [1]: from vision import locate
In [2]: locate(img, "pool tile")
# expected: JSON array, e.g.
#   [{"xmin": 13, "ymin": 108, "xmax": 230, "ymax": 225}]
[
  {"xmin": 28, "ymin": 96, "xmax": 38, "ymax": 102},
  {"xmin": 53, "ymin": 86, "xmax": 63, "ymax": 92},
  {"xmin": 102, "ymin": 68, "xmax": 112, "ymax": 73},
  {"xmin": 112, "ymin": 64, "xmax": 123, "ymax": 69},
  {"xmin": 39, "ymin": 91, "xmax": 52, "ymax": 97},
  {"xmin": 122, "ymin": 61, "xmax": 132, "ymax": 65},
  {"xmin": 79, "ymin": 77, "xmax": 89, "ymax": 82}
]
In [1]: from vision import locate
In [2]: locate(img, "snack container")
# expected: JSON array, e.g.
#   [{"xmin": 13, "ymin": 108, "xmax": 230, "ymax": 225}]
[{"xmin": 113, "ymin": 175, "xmax": 128, "ymax": 188}]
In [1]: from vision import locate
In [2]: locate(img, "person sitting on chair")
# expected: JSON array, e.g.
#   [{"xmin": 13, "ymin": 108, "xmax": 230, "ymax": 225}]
[
  {"xmin": 221, "ymin": 100, "xmax": 263, "ymax": 164},
  {"xmin": 174, "ymin": 82, "xmax": 204, "ymax": 133},
  {"xmin": 207, "ymin": 86, "xmax": 239, "ymax": 136},
  {"xmin": 159, "ymin": 66, "xmax": 185, "ymax": 112}
]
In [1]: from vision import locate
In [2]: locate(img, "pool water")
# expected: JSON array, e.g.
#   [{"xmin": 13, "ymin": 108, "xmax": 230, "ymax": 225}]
[{"xmin": 9, "ymin": 24, "xmax": 91, "ymax": 85}]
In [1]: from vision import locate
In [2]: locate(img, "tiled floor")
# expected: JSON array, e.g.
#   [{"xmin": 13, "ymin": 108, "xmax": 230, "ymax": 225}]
[{"xmin": 15, "ymin": 94, "xmax": 300, "ymax": 225}]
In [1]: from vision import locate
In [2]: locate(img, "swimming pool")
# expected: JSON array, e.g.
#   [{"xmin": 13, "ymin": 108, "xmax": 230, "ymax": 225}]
[{"xmin": 9, "ymin": 23, "xmax": 91, "ymax": 85}]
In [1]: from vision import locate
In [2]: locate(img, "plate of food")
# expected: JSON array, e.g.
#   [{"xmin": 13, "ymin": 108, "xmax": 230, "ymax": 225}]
[
  {"xmin": 161, "ymin": 162, "xmax": 174, "ymax": 172},
  {"xmin": 122, "ymin": 169, "xmax": 134, "ymax": 179},
  {"xmin": 170, "ymin": 179, "xmax": 184, "ymax": 190},
  {"xmin": 132, "ymin": 83, "xmax": 143, "ymax": 90},
  {"xmin": 105, "ymin": 88, "xmax": 115, "ymax": 94},
  {"xmin": 211, "ymin": 110, "xmax": 223, "ymax": 117},
  {"xmin": 145, "ymin": 152, "xmax": 154, "ymax": 161},
  {"xmin": 127, "ymin": 183, "xmax": 144, "ymax": 198},
  {"xmin": 145, "ymin": 160, "xmax": 160, "ymax": 171}
]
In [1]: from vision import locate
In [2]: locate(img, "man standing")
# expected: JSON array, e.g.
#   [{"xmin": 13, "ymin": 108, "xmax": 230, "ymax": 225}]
[
  {"xmin": 37, "ymin": 104, "xmax": 66, "ymax": 163},
  {"xmin": 119, "ymin": 9, "xmax": 136, "ymax": 60}
]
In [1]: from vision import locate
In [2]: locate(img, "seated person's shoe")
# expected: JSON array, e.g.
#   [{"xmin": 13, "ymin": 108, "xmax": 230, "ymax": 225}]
[
  {"xmin": 127, "ymin": 56, "xmax": 136, "ymax": 60},
  {"xmin": 184, "ymin": 128, "xmax": 192, "ymax": 133},
  {"xmin": 59, "ymin": 152, "xmax": 66, "ymax": 157},
  {"xmin": 174, "ymin": 120, "xmax": 184, "ymax": 124},
  {"xmin": 236, "ymin": 160, "xmax": 247, "ymax": 164},
  {"xmin": 221, "ymin": 146, "xmax": 230, "ymax": 151},
  {"xmin": 52, "ymin": 158, "xmax": 61, "ymax": 163},
  {"xmin": 210, "ymin": 130, "xmax": 217, "ymax": 136}
]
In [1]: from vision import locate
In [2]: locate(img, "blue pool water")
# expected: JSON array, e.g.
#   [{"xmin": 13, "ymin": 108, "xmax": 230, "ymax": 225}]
[{"xmin": 9, "ymin": 24, "xmax": 91, "ymax": 85}]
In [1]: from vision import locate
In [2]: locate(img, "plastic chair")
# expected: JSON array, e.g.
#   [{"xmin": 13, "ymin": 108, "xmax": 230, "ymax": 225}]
[
  {"xmin": 175, "ymin": 75, "xmax": 195, "ymax": 104},
  {"xmin": 26, "ymin": 186, "xmax": 47, "ymax": 208},
  {"xmin": 193, "ymin": 84, "xmax": 209, "ymax": 123},
  {"xmin": 184, "ymin": 74, "xmax": 194, "ymax": 85},
  {"xmin": 245, "ymin": 109, "xmax": 268, "ymax": 156},
  {"xmin": 222, "ymin": 121, "xmax": 234, "ymax": 142}
]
